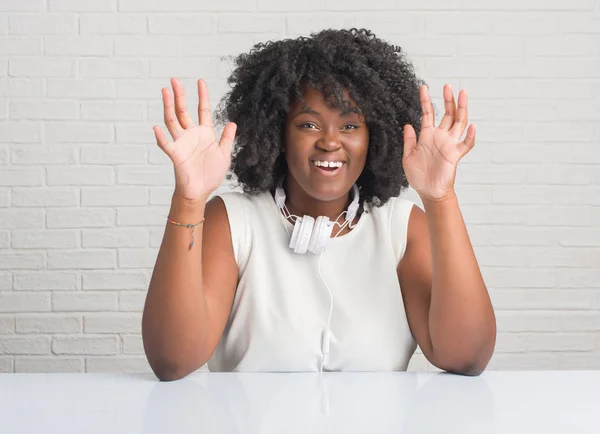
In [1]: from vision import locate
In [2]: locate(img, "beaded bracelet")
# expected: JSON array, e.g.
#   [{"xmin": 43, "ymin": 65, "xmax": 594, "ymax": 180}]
[{"xmin": 167, "ymin": 217, "xmax": 205, "ymax": 250}]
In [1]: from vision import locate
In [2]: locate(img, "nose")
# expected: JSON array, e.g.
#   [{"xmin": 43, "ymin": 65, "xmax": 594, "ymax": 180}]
[{"xmin": 316, "ymin": 127, "xmax": 342, "ymax": 152}]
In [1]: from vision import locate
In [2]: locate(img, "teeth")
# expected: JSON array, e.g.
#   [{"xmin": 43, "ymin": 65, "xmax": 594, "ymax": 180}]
[{"xmin": 313, "ymin": 161, "xmax": 343, "ymax": 168}]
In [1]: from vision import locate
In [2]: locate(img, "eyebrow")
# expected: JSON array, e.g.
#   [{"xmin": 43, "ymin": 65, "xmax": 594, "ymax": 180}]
[{"xmin": 292, "ymin": 106, "xmax": 362, "ymax": 119}]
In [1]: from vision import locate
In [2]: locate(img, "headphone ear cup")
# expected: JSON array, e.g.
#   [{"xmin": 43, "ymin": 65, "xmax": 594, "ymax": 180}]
[
  {"xmin": 289, "ymin": 215, "xmax": 314, "ymax": 254},
  {"xmin": 308, "ymin": 216, "xmax": 333, "ymax": 254}
]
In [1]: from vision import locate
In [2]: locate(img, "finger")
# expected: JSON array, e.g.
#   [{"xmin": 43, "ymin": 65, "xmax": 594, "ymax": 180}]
[
  {"xmin": 457, "ymin": 124, "xmax": 476, "ymax": 158},
  {"xmin": 162, "ymin": 87, "xmax": 184, "ymax": 140},
  {"xmin": 153, "ymin": 125, "xmax": 174, "ymax": 157},
  {"xmin": 198, "ymin": 79, "xmax": 213, "ymax": 128},
  {"xmin": 449, "ymin": 90, "xmax": 468, "ymax": 139},
  {"xmin": 171, "ymin": 78, "xmax": 195, "ymax": 129},
  {"xmin": 420, "ymin": 85, "xmax": 434, "ymax": 129},
  {"xmin": 219, "ymin": 122, "xmax": 237, "ymax": 159},
  {"xmin": 439, "ymin": 84, "xmax": 456, "ymax": 131},
  {"xmin": 402, "ymin": 124, "xmax": 418, "ymax": 160}
]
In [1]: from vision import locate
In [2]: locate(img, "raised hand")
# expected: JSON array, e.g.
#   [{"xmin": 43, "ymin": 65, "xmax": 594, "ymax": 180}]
[
  {"xmin": 153, "ymin": 78, "xmax": 237, "ymax": 202},
  {"xmin": 402, "ymin": 84, "xmax": 476, "ymax": 202}
]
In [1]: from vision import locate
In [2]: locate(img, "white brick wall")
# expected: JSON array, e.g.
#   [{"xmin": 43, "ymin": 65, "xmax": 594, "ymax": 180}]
[{"xmin": 0, "ymin": 0, "xmax": 599, "ymax": 374}]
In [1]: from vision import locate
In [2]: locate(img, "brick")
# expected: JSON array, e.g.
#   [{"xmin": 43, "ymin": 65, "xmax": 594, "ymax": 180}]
[
  {"xmin": 15, "ymin": 357, "xmax": 83, "ymax": 373},
  {"xmin": 461, "ymin": 0, "xmax": 595, "ymax": 10},
  {"xmin": 558, "ymin": 352, "xmax": 600, "ymax": 370},
  {"xmin": 115, "ymin": 80, "xmax": 165, "ymax": 99},
  {"xmin": 558, "ymin": 187, "xmax": 600, "ymax": 206},
  {"xmin": 80, "ymin": 58, "xmax": 147, "ymax": 78},
  {"xmin": 185, "ymin": 34, "xmax": 269, "ymax": 57},
  {"xmin": 16, "ymin": 314, "xmax": 82, "ymax": 333},
  {"xmin": 45, "ymin": 122, "xmax": 114, "ymax": 143},
  {"xmin": 11, "ymin": 147, "xmax": 78, "ymax": 165},
  {"xmin": 461, "ymin": 205, "xmax": 523, "ymax": 225},
  {"xmin": 0, "ymin": 0, "xmax": 45, "ymax": 11},
  {"xmin": 487, "ymin": 352, "xmax": 560, "ymax": 370},
  {"xmin": 0, "ymin": 209, "xmax": 44, "ymax": 228},
  {"xmin": 258, "ymin": 0, "xmax": 323, "ymax": 11},
  {"xmin": 558, "ymin": 229, "xmax": 600, "ymax": 247},
  {"xmin": 82, "ymin": 187, "xmax": 149, "ymax": 207},
  {"xmin": 118, "ymin": 248, "xmax": 159, "ymax": 268},
  {"xmin": 473, "ymin": 246, "xmax": 529, "ymax": 267},
  {"xmin": 9, "ymin": 58, "xmax": 75, "ymax": 78},
  {"xmin": 483, "ymin": 268, "xmax": 556, "ymax": 289},
  {"xmin": 186, "ymin": 0, "xmax": 256, "ymax": 11},
  {"xmin": 81, "ymin": 102, "xmax": 145, "ymax": 121},
  {"xmin": 82, "ymin": 228, "xmax": 148, "ymax": 248},
  {"xmin": 47, "ymin": 250, "xmax": 115, "ymax": 270},
  {"xmin": 9, "ymin": 14, "xmax": 77, "ymax": 34},
  {"xmin": 149, "ymin": 57, "xmax": 218, "ymax": 79},
  {"xmin": 521, "ymin": 206, "xmax": 591, "ymax": 227},
  {"xmin": 528, "ymin": 247, "xmax": 591, "ymax": 267},
  {"xmin": 424, "ymin": 57, "xmax": 490, "ymax": 78},
  {"xmin": 527, "ymin": 333, "xmax": 594, "ymax": 352},
  {"xmin": 149, "ymin": 187, "xmax": 173, "ymax": 205},
  {"xmin": 0, "ymin": 187, "xmax": 9, "ymax": 207},
  {"xmin": 48, "ymin": 0, "xmax": 117, "ymax": 12},
  {"xmin": 0, "ymin": 316, "xmax": 15, "ymax": 334},
  {"xmin": 80, "ymin": 146, "xmax": 147, "ymax": 165},
  {"xmin": 44, "ymin": 36, "xmax": 112, "ymax": 57},
  {"xmin": 492, "ymin": 13, "xmax": 559, "ymax": 34},
  {"xmin": 116, "ymin": 207, "xmax": 167, "ymax": 226},
  {"xmin": 11, "ymin": 230, "xmax": 78, "ymax": 249},
  {"xmin": 0, "ymin": 121, "xmax": 41, "ymax": 143},
  {"xmin": 114, "ymin": 36, "xmax": 182, "ymax": 57},
  {"xmin": 0, "ymin": 232, "xmax": 8, "ymax": 249},
  {"xmin": 79, "ymin": 14, "xmax": 146, "ymax": 35},
  {"xmin": 84, "ymin": 313, "xmax": 141, "ymax": 334},
  {"xmin": 147, "ymin": 143, "xmax": 172, "ymax": 165},
  {"xmin": 11, "ymin": 187, "xmax": 79, "ymax": 208},
  {"xmin": 117, "ymin": 166, "xmax": 173, "ymax": 185},
  {"xmin": 559, "ymin": 313, "xmax": 600, "ymax": 331},
  {"xmin": 116, "ymin": 124, "xmax": 157, "ymax": 143},
  {"xmin": 494, "ymin": 333, "xmax": 527, "ymax": 353},
  {"xmin": 425, "ymin": 12, "xmax": 491, "ymax": 34},
  {"xmin": 0, "ymin": 293, "xmax": 49, "ymax": 313},
  {"xmin": 47, "ymin": 208, "xmax": 114, "ymax": 228},
  {"xmin": 527, "ymin": 35, "xmax": 599, "ymax": 57},
  {"xmin": 557, "ymin": 269, "xmax": 600, "ymax": 288},
  {"xmin": 492, "ymin": 186, "xmax": 557, "ymax": 205},
  {"xmin": 0, "ymin": 358, "xmax": 13, "ymax": 372},
  {"xmin": 13, "ymin": 271, "xmax": 79, "ymax": 291},
  {"xmin": 558, "ymin": 145, "xmax": 600, "ymax": 164},
  {"xmin": 0, "ymin": 168, "xmax": 43, "ymax": 186},
  {"xmin": 218, "ymin": 14, "xmax": 284, "ymax": 34},
  {"xmin": 53, "ymin": 292, "xmax": 118, "ymax": 312},
  {"xmin": 46, "ymin": 166, "xmax": 114, "ymax": 186},
  {"xmin": 496, "ymin": 311, "xmax": 560, "ymax": 333},
  {"xmin": 149, "ymin": 15, "xmax": 217, "ymax": 34},
  {"xmin": 119, "ymin": 291, "xmax": 146, "ymax": 312},
  {"xmin": 529, "ymin": 123, "xmax": 595, "ymax": 143},
  {"xmin": 53, "ymin": 336, "xmax": 118, "ymax": 355},
  {"xmin": 490, "ymin": 289, "xmax": 594, "ymax": 311},
  {"xmin": 82, "ymin": 271, "xmax": 150, "ymax": 291},
  {"xmin": 0, "ymin": 78, "xmax": 44, "ymax": 97},
  {"xmin": 0, "ymin": 36, "xmax": 41, "ymax": 55},
  {"xmin": 0, "ymin": 336, "xmax": 50, "ymax": 355},
  {"xmin": 122, "ymin": 334, "xmax": 143, "ymax": 354},
  {"xmin": 399, "ymin": 37, "xmax": 457, "ymax": 57},
  {"xmin": 0, "ymin": 253, "xmax": 44, "ymax": 270},
  {"xmin": 86, "ymin": 356, "xmax": 151, "ymax": 373},
  {"xmin": 487, "ymin": 227, "xmax": 556, "ymax": 246},
  {"xmin": 47, "ymin": 78, "xmax": 115, "ymax": 99},
  {"xmin": 559, "ymin": 59, "xmax": 600, "ymax": 78}
]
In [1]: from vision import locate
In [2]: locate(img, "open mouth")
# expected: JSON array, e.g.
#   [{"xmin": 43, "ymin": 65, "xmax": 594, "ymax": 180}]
[{"xmin": 311, "ymin": 160, "xmax": 345, "ymax": 174}]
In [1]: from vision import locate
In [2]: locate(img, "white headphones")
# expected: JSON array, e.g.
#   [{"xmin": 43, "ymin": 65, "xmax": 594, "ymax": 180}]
[{"xmin": 274, "ymin": 176, "xmax": 360, "ymax": 254}]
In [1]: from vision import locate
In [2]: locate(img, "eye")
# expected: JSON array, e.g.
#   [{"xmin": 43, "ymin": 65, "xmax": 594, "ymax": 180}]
[
  {"xmin": 343, "ymin": 124, "xmax": 359, "ymax": 130},
  {"xmin": 298, "ymin": 122, "xmax": 318, "ymax": 129}
]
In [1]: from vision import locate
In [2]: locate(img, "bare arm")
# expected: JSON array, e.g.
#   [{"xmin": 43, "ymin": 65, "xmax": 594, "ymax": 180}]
[
  {"xmin": 142, "ymin": 194, "xmax": 238, "ymax": 381},
  {"xmin": 398, "ymin": 199, "xmax": 496, "ymax": 376}
]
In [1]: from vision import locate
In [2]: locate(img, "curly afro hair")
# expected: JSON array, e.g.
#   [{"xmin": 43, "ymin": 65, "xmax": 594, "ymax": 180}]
[{"xmin": 214, "ymin": 28, "xmax": 425, "ymax": 206}]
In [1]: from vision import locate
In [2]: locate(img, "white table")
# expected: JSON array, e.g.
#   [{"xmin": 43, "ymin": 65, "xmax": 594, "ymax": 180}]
[{"xmin": 0, "ymin": 371, "xmax": 598, "ymax": 433}]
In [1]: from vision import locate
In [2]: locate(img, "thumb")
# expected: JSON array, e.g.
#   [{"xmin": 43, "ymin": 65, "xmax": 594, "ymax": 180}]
[
  {"xmin": 219, "ymin": 122, "xmax": 237, "ymax": 158},
  {"xmin": 403, "ymin": 124, "xmax": 417, "ymax": 161}
]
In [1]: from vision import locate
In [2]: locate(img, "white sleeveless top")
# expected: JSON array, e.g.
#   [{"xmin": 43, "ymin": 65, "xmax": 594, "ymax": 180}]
[{"xmin": 207, "ymin": 190, "xmax": 417, "ymax": 372}]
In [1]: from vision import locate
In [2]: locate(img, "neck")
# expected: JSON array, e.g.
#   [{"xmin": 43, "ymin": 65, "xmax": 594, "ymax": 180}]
[{"xmin": 283, "ymin": 176, "xmax": 354, "ymax": 224}]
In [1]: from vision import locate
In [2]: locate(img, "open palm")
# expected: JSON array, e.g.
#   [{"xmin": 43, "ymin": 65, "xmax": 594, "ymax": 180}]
[{"xmin": 402, "ymin": 84, "xmax": 476, "ymax": 202}]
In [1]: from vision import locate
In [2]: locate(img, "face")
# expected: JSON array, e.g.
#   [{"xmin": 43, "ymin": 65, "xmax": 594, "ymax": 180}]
[{"xmin": 283, "ymin": 85, "xmax": 369, "ymax": 203}]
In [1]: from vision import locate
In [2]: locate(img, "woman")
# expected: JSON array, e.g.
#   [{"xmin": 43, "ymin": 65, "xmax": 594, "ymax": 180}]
[{"xmin": 142, "ymin": 28, "xmax": 496, "ymax": 381}]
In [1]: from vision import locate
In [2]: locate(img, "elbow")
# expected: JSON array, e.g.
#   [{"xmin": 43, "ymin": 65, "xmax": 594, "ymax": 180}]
[{"xmin": 149, "ymin": 359, "xmax": 200, "ymax": 382}]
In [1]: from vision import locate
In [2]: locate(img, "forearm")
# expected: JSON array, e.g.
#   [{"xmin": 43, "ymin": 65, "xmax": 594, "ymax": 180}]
[
  {"xmin": 142, "ymin": 193, "xmax": 210, "ymax": 380},
  {"xmin": 422, "ymin": 191, "xmax": 496, "ymax": 374}
]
